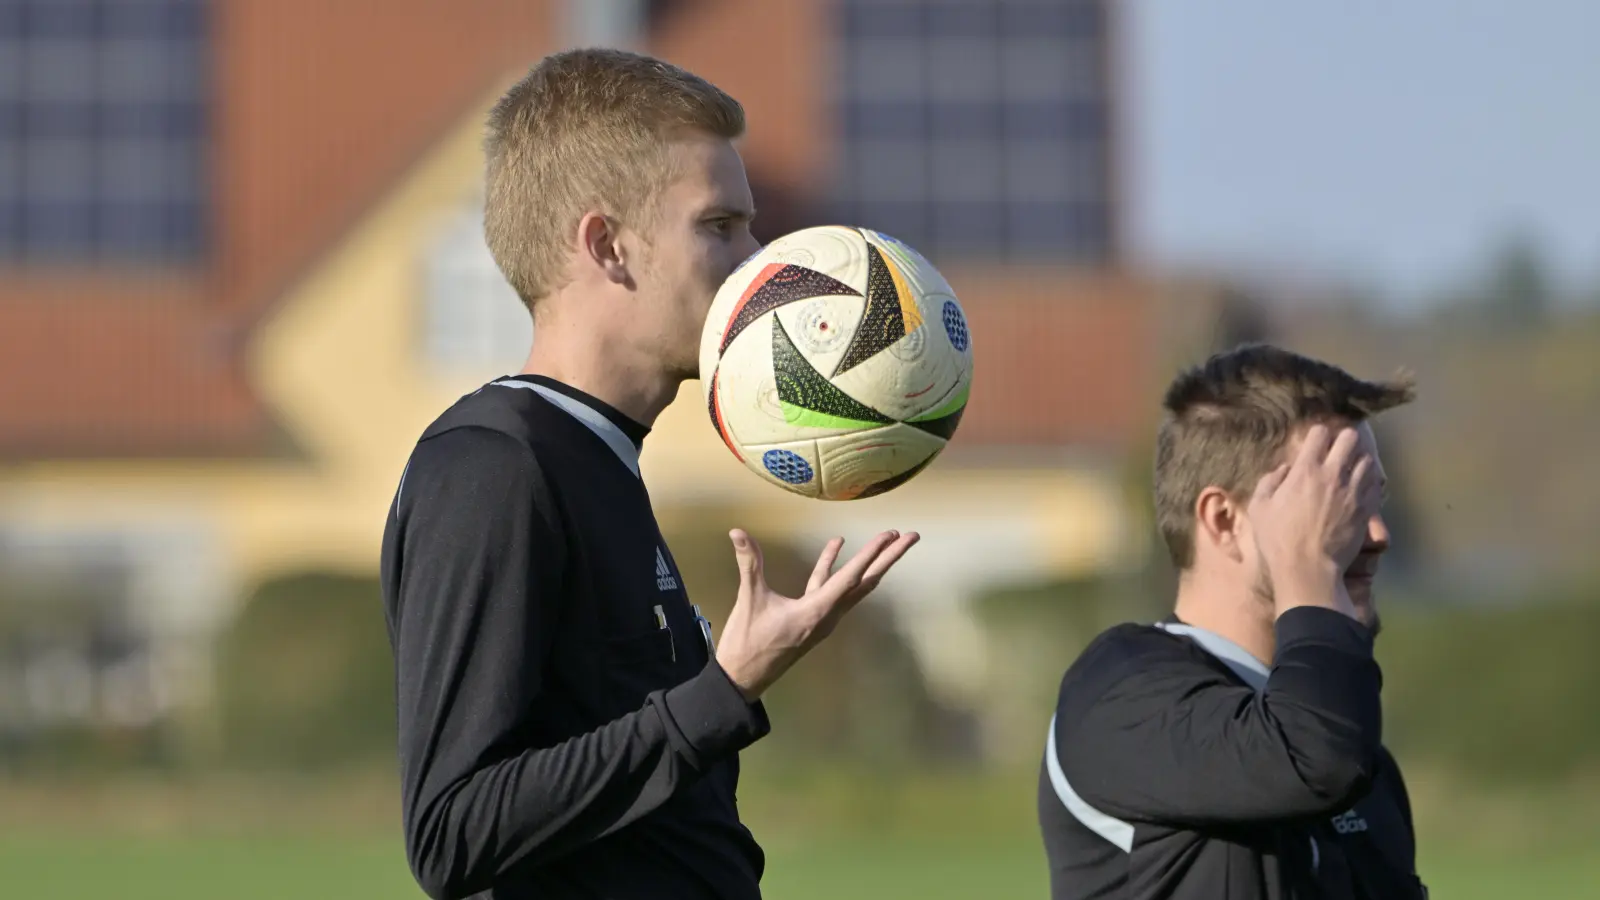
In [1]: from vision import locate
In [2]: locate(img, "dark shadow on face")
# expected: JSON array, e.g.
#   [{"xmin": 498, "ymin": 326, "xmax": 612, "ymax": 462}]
[{"xmin": 1345, "ymin": 557, "xmax": 1384, "ymax": 638}]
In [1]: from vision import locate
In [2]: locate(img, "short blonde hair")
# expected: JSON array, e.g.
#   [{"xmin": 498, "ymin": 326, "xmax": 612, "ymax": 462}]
[{"xmin": 483, "ymin": 48, "xmax": 745, "ymax": 305}]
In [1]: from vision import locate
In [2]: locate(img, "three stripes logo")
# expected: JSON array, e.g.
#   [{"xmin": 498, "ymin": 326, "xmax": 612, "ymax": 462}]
[{"xmin": 655, "ymin": 547, "xmax": 679, "ymax": 592}]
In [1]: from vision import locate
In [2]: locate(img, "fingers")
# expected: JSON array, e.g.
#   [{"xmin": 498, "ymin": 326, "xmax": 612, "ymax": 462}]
[
  {"xmin": 729, "ymin": 528, "xmax": 765, "ymax": 588},
  {"xmin": 1351, "ymin": 455, "xmax": 1383, "ymax": 514},
  {"xmin": 828, "ymin": 530, "xmax": 920, "ymax": 606},
  {"xmin": 861, "ymin": 531, "xmax": 920, "ymax": 584},
  {"xmin": 1297, "ymin": 422, "xmax": 1335, "ymax": 470},
  {"xmin": 807, "ymin": 537, "xmax": 845, "ymax": 594},
  {"xmin": 1324, "ymin": 425, "xmax": 1362, "ymax": 479},
  {"xmin": 1253, "ymin": 463, "xmax": 1291, "ymax": 502},
  {"xmin": 1346, "ymin": 455, "xmax": 1376, "ymax": 525},
  {"xmin": 821, "ymin": 530, "xmax": 900, "ymax": 597},
  {"xmin": 1348, "ymin": 453, "xmax": 1376, "ymax": 495}
]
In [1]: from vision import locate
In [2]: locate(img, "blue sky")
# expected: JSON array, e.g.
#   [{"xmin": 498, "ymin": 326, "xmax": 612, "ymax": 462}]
[{"xmin": 1126, "ymin": 0, "xmax": 1600, "ymax": 305}]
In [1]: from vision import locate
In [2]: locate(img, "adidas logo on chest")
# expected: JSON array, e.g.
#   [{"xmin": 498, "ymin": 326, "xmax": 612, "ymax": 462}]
[{"xmin": 654, "ymin": 547, "xmax": 679, "ymax": 592}]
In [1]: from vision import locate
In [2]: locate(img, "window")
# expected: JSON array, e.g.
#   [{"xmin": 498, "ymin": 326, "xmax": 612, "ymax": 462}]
[
  {"xmin": 832, "ymin": 0, "xmax": 1114, "ymax": 264},
  {"xmin": 420, "ymin": 200, "xmax": 533, "ymax": 377},
  {"xmin": 0, "ymin": 0, "xmax": 209, "ymax": 264}
]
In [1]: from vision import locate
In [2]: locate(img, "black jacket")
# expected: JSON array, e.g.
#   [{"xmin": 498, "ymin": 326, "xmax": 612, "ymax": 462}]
[
  {"xmin": 1038, "ymin": 608, "xmax": 1429, "ymax": 899},
  {"xmin": 381, "ymin": 376, "xmax": 770, "ymax": 900}
]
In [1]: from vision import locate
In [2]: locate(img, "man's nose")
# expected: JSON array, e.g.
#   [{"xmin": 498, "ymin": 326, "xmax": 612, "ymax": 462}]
[{"xmin": 1366, "ymin": 513, "xmax": 1391, "ymax": 551}]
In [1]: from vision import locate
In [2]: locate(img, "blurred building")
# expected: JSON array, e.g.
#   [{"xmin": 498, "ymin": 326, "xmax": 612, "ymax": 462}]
[{"xmin": 0, "ymin": 0, "xmax": 1247, "ymax": 753}]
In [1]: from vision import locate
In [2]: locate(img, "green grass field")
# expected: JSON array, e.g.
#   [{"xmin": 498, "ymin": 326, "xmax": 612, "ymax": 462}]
[
  {"xmin": 2, "ymin": 764, "xmax": 1596, "ymax": 899},
  {"xmin": 0, "ymin": 833, "xmax": 1596, "ymax": 899}
]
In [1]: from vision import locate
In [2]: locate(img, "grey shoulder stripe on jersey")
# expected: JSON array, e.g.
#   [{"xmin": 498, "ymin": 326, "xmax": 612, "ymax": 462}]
[
  {"xmin": 1045, "ymin": 623, "xmax": 1273, "ymax": 854},
  {"xmin": 1046, "ymin": 712, "xmax": 1135, "ymax": 853},
  {"xmin": 393, "ymin": 460, "xmax": 411, "ymax": 514},
  {"xmin": 491, "ymin": 379, "xmax": 642, "ymax": 479},
  {"xmin": 1156, "ymin": 622, "xmax": 1270, "ymax": 692}
]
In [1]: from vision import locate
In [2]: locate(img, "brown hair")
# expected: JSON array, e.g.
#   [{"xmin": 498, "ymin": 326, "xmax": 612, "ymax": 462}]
[
  {"xmin": 483, "ymin": 48, "xmax": 745, "ymax": 305},
  {"xmin": 1154, "ymin": 343, "xmax": 1416, "ymax": 569}
]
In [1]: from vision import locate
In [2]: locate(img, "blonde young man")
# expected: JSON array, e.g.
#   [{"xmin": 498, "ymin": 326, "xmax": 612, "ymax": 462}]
[{"xmin": 381, "ymin": 50, "xmax": 919, "ymax": 900}]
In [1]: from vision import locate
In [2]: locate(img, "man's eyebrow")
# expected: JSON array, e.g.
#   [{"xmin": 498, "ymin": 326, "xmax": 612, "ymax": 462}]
[{"xmin": 703, "ymin": 205, "xmax": 756, "ymax": 221}]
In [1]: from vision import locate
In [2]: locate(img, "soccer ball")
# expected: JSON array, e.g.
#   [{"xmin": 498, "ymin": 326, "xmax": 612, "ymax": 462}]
[{"xmin": 699, "ymin": 225, "xmax": 972, "ymax": 500}]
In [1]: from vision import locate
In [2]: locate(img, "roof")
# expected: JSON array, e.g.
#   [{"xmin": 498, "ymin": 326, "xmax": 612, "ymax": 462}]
[
  {"xmin": 943, "ymin": 267, "xmax": 1162, "ymax": 454},
  {"xmin": 0, "ymin": 274, "xmax": 263, "ymax": 457},
  {"xmin": 0, "ymin": 0, "xmax": 552, "ymax": 458}
]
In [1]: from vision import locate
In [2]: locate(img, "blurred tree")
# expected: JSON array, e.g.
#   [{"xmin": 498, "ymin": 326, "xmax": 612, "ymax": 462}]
[
  {"xmin": 1209, "ymin": 285, "xmax": 1273, "ymax": 349},
  {"xmin": 213, "ymin": 572, "xmax": 395, "ymax": 770},
  {"xmin": 0, "ymin": 556, "xmax": 177, "ymax": 773},
  {"xmin": 1379, "ymin": 586, "xmax": 1600, "ymax": 782},
  {"xmin": 1448, "ymin": 230, "xmax": 1556, "ymax": 329},
  {"xmin": 1485, "ymin": 231, "xmax": 1553, "ymax": 325},
  {"xmin": 970, "ymin": 572, "xmax": 1149, "ymax": 767}
]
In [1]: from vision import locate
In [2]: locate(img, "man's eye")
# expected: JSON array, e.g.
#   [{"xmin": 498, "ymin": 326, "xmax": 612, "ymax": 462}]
[{"xmin": 708, "ymin": 218, "xmax": 733, "ymax": 234}]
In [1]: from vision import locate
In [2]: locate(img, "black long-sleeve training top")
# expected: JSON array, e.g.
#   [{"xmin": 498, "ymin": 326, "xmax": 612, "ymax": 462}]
[
  {"xmin": 381, "ymin": 375, "xmax": 771, "ymax": 900},
  {"xmin": 1038, "ymin": 607, "xmax": 1429, "ymax": 900}
]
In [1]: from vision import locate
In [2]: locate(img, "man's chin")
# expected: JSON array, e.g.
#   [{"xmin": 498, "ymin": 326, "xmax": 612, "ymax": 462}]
[{"xmin": 1344, "ymin": 578, "xmax": 1381, "ymax": 636}]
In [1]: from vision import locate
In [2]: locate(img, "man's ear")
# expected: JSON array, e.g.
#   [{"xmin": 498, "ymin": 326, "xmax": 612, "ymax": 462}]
[
  {"xmin": 1194, "ymin": 485, "xmax": 1247, "ymax": 564},
  {"xmin": 577, "ymin": 212, "xmax": 631, "ymax": 286}
]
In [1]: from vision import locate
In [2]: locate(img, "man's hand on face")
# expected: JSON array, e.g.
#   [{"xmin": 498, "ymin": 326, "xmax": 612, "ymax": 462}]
[{"xmin": 1247, "ymin": 423, "xmax": 1384, "ymax": 619}]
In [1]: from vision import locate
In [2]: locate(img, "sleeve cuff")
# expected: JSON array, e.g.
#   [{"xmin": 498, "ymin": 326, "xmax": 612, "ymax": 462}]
[
  {"xmin": 1275, "ymin": 605, "xmax": 1375, "ymax": 658},
  {"xmin": 658, "ymin": 659, "xmax": 771, "ymax": 771}
]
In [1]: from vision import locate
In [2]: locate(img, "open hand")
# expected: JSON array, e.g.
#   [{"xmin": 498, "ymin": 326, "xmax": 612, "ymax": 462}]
[{"xmin": 714, "ymin": 528, "xmax": 920, "ymax": 701}]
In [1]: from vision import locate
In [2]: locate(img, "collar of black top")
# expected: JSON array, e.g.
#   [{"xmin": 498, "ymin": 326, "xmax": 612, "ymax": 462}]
[
  {"xmin": 504, "ymin": 375, "xmax": 651, "ymax": 451},
  {"xmin": 1155, "ymin": 614, "xmax": 1271, "ymax": 691}
]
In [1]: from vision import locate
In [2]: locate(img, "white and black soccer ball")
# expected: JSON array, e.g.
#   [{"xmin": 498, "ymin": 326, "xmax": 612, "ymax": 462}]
[{"xmin": 699, "ymin": 225, "xmax": 973, "ymax": 500}]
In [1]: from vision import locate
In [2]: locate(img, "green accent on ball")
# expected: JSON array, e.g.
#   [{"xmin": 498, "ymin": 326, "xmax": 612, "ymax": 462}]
[
  {"xmin": 773, "ymin": 316, "xmax": 893, "ymax": 424},
  {"xmin": 909, "ymin": 383, "xmax": 969, "ymax": 422},
  {"xmin": 779, "ymin": 401, "xmax": 882, "ymax": 432}
]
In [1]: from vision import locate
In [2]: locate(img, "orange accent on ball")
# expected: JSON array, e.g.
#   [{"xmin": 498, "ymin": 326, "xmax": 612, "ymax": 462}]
[
  {"xmin": 723, "ymin": 262, "xmax": 786, "ymax": 339},
  {"xmin": 711, "ymin": 375, "xmax": 742, "ymax": 462}
]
